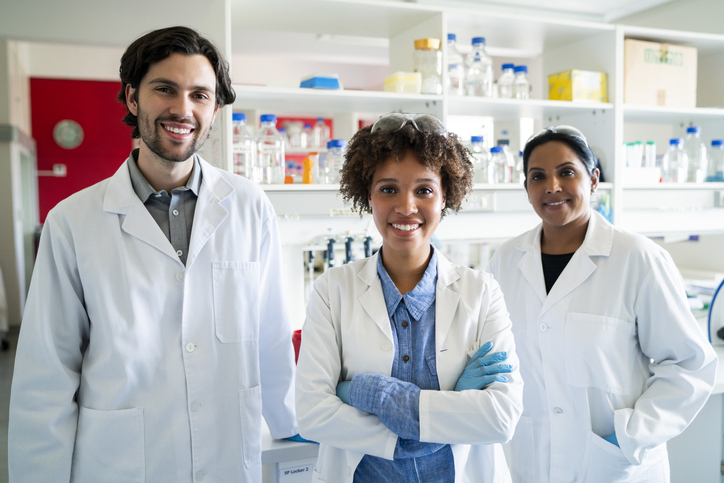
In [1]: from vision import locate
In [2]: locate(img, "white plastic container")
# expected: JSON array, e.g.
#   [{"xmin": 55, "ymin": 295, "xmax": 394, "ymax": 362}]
[
  {"xmin": 497, "ymin": 140, "xmax": 516, "ymax": 183},
  {"xmin": 512, "ymin": 65, "xmax": 530, "ymax": 100},
  {"xmin": 465, "ymin": 37, "xmax": 493, "ymax": 97},
  {"xmin": 324, "ymin": 139, "xmax": 347, "ymax": 184},
  {"xmin": 488, "ymin": 146, "xmax": 507, "ymax": 184},
  {"xmin": 497, "ymin": 64, "xmax": 515, "ymax": 99},
  {"xmin": 661, "ymin": 138, "xmax": 688, "ymax": 183},
  {"xmin": 446, "ymin": 34, "xmax": 465, "ymax": 96},
  {"xmin": 232, "ymin": 113, "xmax": 255, "ymax": 178},
  {"xmin": 255, "ymin": 114, "xmax": 285, "ymax": 184},
  {"xmin": 470, "ymin": 136, "xmax": 489, "ymax": 183},
  {"xmin": 684, "ymin": 126, "xmax": 708, "ymax": 182},
  {"xmin": 413, "ymin": 38, "xmax": 442, "ymax": 95},
  {"xmin": 708, "ymin": 140, "xmax": 724, "ymax": 182},
  {"xmin": 312, "ymin": 117, "xmax": 330, "ymax": 149},
  {"xmin": 644, "ymin": 141, "xmax": 657, "ymax": 168}
]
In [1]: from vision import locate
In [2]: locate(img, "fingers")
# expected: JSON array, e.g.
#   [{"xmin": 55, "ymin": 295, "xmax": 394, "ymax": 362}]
[
  {"xmin": 469, "ymin": 351, "xmax": 508, "ymax": 370},
  {"xmin": 469, "ymin": 341, "xmax": 493, "ymax": 362},
  {"xmin": 467, "ymin": 363, "xmax": 513, "ymax": 378}
]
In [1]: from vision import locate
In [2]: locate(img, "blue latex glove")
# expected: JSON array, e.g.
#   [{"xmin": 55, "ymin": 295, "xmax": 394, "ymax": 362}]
[
  {"xmin": 285, "ymin": 434, "xmax": 318, "ymax": 444},
  {"xmin": 603, "ymin": 433, "xmax": 619, "ymax": 447},
  {"xmin": 336, "ymin": 380, "xmax": 351, "ymax": 404},
  {"xmin": 455, "ymin": 341, "xmax": 512, "ymax": 391}
]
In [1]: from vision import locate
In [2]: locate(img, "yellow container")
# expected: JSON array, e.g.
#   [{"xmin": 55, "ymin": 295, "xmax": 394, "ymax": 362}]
[
  {"xmin": 548, "ymin": 70, "xmax": 607, "ymax": 102},
  {"xmin": 383, "ymin": 72, "xmax": 422, "ymax": 94}
]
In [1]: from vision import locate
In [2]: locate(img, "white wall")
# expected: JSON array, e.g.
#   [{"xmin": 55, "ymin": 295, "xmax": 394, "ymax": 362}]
[{"xmin": 617, "ymin": 0, "xmax": 724, "ymax": 35}]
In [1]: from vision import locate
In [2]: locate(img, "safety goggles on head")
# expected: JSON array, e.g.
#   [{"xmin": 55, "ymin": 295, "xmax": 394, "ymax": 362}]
[
  {"xmin": 370, "ymin": 113, "xmax": 448, "ymax": 137},
  {"xmin": 526, "ymin": 125, "xmax": 588, "ymax": 145}
]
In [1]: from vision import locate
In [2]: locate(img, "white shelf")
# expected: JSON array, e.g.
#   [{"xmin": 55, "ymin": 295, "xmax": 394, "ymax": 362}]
[
  {"xmin": 623, "ymin": 105, "xmax": 724, "ymax": 123},
  {"xmin": 623, "ymin": 182, "xmax": 724, "ymax": 190},
  {"xmin": 447, "ymin": 97, "xmax": 613, "ymax": 119},
  {"xmin": 233, "ymin": 85, "xmax": 442, "ymax": 116}
]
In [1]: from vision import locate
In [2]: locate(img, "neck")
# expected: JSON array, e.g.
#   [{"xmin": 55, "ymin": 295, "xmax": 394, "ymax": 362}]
[
  {"xmin": 540, "ymin": 212, "xmax": 591, "ymax": 254},
  {"xmin": 380, "ymin": 245, "xmax": 432, "ymax": 295},
  {"xmin": 136, "ymin": 143, "xmax": 194, "ymax": 193}
]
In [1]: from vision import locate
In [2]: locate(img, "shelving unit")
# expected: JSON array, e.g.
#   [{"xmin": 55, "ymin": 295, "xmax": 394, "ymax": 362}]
[{"xmin": 230, "ymin": 0, "xmax": 724, "ymax": 240}]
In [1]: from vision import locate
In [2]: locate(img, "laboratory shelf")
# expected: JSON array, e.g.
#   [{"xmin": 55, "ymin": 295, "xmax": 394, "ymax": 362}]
[
  {"xmin": 233, "ymin": 85, "xmax": 443, "ymax": 116},
  {"xmin": 622, "ymin": 182, "xmax": 724, "ymax": 190},
  {"xmin": 623, "ymin": 105, "xmax": 724, "ymax": 124},
  {"xmin": 447, "ymin": 97, "xmax": 613, "ymax": 120}
]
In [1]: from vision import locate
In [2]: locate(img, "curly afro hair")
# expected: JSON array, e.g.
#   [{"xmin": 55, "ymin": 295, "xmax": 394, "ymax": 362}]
[{"xmin": 339, "ymin": 123, "xmax": 473, "ymax": 218}]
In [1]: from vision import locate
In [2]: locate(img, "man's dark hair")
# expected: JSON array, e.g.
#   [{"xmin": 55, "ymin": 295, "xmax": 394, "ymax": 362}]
[{"xmin": 117, "ymin": 26, "xmax": 236, "ymax": 138}]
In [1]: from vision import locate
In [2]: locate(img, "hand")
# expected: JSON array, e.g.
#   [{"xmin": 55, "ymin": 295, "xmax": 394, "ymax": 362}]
[
  {"xmin": 603, "ymin": 433, "xmax": 619, "ymax": 447},
  {"xmin": 286, "ymin": 434, "xmax": 318, "ymax": 444},
  {"xmin": 336, "ymin": 381, "xmax": 351, "ymax": 404},
  {"xmin": 455, "ymin": 341, "xmax": 512, "ymax": 391}
]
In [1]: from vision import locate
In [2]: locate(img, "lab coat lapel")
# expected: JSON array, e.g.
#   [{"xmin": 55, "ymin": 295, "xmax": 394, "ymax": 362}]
[
  {"xmin": 516, "ymin": 225, "xmax": 548, "ymax": 304},
  {"xmin": 435, "ymin": 252, "xmax": 461, "ymax": 352},
  {"xmin": 103, "ymin": 159, "xmax": 180, "ymax": 262},
  {"xmin": 357, "ymin": 253, "xmax": 394, "ymax": 343},
  {"xmin": 186, "ymin": 158, "xmax": 233, "ymax": 268},
  {"xmin": 540, "ymin": 211, "xmax": 613, "ymax": 314}
]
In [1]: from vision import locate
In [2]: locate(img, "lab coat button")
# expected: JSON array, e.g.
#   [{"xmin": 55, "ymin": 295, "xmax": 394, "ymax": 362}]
[
  {"xmin": 381, "ymin": 342, "xmax": 392, "ymax": 351},
  {"xmin": 173, "ymin": 209, "xmax": 179, "ymax": 216},
  {"xmin": 176, "ymin": 249, "xmax": 183, "ymax": 257},
  {"xmin": 196, "ymin": 470, "xmax": 206, "ymax": 481},
  {"xmin": 553, "ymin": 407, "xmax": 563, "ymax": 414},
  {"xmin": 176, "ymin": 272, "xmax": 185, "ymax": 282},
  {"xmin": 185, "ymin": 342, "xmax": 196, "ymax": 353},
  {"xmin": 539, "ymin": 323, "xmax": 549, "ymax": 331}
]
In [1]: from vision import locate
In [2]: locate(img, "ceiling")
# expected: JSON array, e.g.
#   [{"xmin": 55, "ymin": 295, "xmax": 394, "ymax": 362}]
[{"xmin": 1, "ymin": 0, "xmax": 676, "ymax": 48}]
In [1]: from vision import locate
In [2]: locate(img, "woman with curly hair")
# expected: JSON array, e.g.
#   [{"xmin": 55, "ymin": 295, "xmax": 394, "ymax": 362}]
[{"xmin": 296, "ymin": 113, "xmax": 523, "ymax": 483}]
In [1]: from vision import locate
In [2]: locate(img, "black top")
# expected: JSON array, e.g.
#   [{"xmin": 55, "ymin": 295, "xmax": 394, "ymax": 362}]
[{"xmin": 541, "ymin": 252, "xmax": 575, "ymax": 294}]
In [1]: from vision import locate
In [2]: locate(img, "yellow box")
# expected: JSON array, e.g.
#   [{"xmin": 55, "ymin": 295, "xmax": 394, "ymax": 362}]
[
  {"xmin": 383, "ymin": 71, "xmax": 421, "ymax": 94},
  {"xmin": 548, "ymin": 70, "xmax": 608, "ymax": 102},
  {"xmin": 624, "ymin": 38, "xmax": 697, "ymax": 108}
]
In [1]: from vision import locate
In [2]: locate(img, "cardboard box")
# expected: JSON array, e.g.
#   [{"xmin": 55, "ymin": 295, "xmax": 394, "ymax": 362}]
[
  {"xmin": 548, "ymin": 70, "xmax": 608, "ymax": 102},
  {"xmin": 624, "ymin": 38, "xmax": 697, "ymax": 107}
]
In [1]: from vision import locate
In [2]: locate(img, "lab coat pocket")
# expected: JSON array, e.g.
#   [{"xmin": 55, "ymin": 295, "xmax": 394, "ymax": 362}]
[
  {"xmin": 213, "ymin": 261, "xmax": 260, "ymax": 343},
  {"xmin": 509, "ymin": 416, "xmax": 536, "ymax": 483},
  {"xmin": 239, "ymin": 385, "xmax": 262, "ymax": 469},
  {"xmin": 71, "ymin": 407, "xmax": 144, "ymax": 483},
  {"xmin": 581, "ymin": 431, "xmax": 645, "ymax": 483},
  {"xmin": 564, "ymin": 313, "xmax": 634, "ymax": 395}
]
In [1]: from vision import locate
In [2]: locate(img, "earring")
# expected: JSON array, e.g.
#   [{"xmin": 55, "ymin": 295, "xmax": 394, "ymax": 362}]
[{"xmin": 591, "ymin": 187, "xmax": 597, "ymax": 195}]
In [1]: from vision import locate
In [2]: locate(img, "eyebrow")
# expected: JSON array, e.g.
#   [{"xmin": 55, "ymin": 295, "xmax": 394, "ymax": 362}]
[
  {"xmin": 148, "ymin": 78, "xmax": 214, "ymax": 93},
  {"xmin": 528, "ymin": 161, "xmax": 577, "ymax": 172},
  {"xmin": 374, "ymin": 177, "xmax": 440, "ymax": 186}
]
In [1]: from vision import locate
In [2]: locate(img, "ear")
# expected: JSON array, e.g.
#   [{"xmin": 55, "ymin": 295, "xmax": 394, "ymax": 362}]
[
  {"xmin": 211, "ymin": 104, "xmax": 220, "ymax": 125},
  {"xmin": 125, "ymin": 84, "xmax": 138, "ymax": 116},
  {"xmin": 591, "ymin": 167, "xmax": 600, "ymax": 191}
]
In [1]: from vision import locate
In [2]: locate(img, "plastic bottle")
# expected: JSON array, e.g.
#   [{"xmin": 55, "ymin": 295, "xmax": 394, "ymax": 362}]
[
  {"xmin": 644, "ymin": 141, "xmax": 656, "ymax": 168},
  {"xmin": 312, "ymin": 117, "xmax": 330, "ymax": 148},
  {"xmin": 254, "ymin": 114, "xmax": 285, "ymax": 184},
  {"xmin": 497, "ymin": 64, "xmax": 515, "ymax": 99},
  {"xmin": 465, "ymin": 37, "xmax": 493, "ymax": 97},
  {"xmin": 446, "ymin": 33, "xmax": 465, "ymax": 96},
  {"xmin": 708, "ymin": 140, "xmax": 724, "ymax": 182},
  {"xmin": 512, "ymin": 65, "xmax": 530, "ymax": 100},
  {"xmin": 488, "ymin": 146, "xmax": 507, "ymax": 184},
  {"xmin": 413, "ymin": 38, "xmax": 442, "ymax": 95},
  {"xmin": 684, "ymin": 126, "xmax": 708, "ymax": 182},
  {"xmin": 661, "ymin": 138, "xmax": 688, "ymax": 183},
  {"xmin": 514, "ymin": 150, "xmax": 525, "ymax": 184},
  {"xmin": 324, "ymin": 139, "xmax": 347, "ymax": 184},
  {"xmin": 470, "ymin": 136, "xmax": 489, "ymax": 183},
  {"xmin": 302, "ymin": 123, "xmax": 313, "ymax": 149},
  {"xmin": 232, "ymin": 113, "xmax": 255, "ymax": 178},
  {"xmin": 497, "ymin": 140, "xmax": 516, "ymax": 183}
]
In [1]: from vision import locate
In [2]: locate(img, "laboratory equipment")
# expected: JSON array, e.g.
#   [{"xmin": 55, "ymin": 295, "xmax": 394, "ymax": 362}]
[
  {"xmin": 364, "ymin": 236, "xmax": 372, "ymax": 258},
  {"xmin": 497, "ymin": 140, "xmax": 516, "ymax": 183},
  {"xmin": 413, "ymin": 38, "xmax": 442, "ymax": 95},
  {"xmin": 302, "ymin": 152, "xmax": 318, "ymax": 184},
  {"xmin": 644, "ymin": 141, "xmax": 656, "ymax": 168},
  {"xmin": 497, "ymin": 64, "xmax": 515, "ymax": 99},
  {"xmin": 326, "ymin": 238, "xmax": 335, "ymax": 270},
  {"xmin": 515, "ymin": 150, "xmax": 525, "ymax": 184},
  {"xmin": 232, "ymin": 113, "xmax": 254, "ymax": 178},
  {"xmin": 312, "ymin": 117, "xmax": 330, "ymax": 148},
  {"xmin": 446, "ymin": 33, "xmax": 465, "ymax": 96},
  {"xmin": 324, "ymin": 139, "xmax": 347, "ymax": 184},
  {"xmin": 254, "ymin": 114, "xmax": 285, "ymax": 184},
  {"xmin": 465, "ymin": 37, "xmax": 493, "ymax": 97},
  {"xmin": 489, "ymin": 146, "xmax": 507, "ymax": 184},
  {"xmin": 470, "ymin": 136, "xmax": 489, "ymax": 183},
  {"xmin": 345, "ymin": 236, "xmax": 354, "ymax": 264},
  {"xmin": 708, "ymin": 140, "xmax": 724, "ymax": 181},
  {"xmin": 661, "ymin": 138, "xmax": 688, "ymax": 183},
  {"xmin": 684, "ymin": 126, "xmax": 708, "ymax": 182},
  {"xmin": 512, "ymin": 65, "xmax": 530, "ymax": 100}
]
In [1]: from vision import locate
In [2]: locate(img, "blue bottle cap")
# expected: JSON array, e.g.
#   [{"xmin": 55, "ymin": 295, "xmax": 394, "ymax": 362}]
[
  {"xmin": 232, "ymin": 113, "xmax": 246, "ymax": 122},
  {"xmin": 471, "ymin": 136, "xmax": 484, "ymax": 143},
  {"xmin": 514, "ymin": 65, "xmax": 528, "ymax": 73},
  {"xmin": 712, "ymin": 140, "xmax": 723, "ymax": 146},
  {"xmin": 472, "ymin": 37, "xmax": 486, "ymax": 45},
  {"xmin": 304, "ymin": 123, "xmax": 312, "ymax": 128},
  {"xmin": 670, "ymin": 138, "xmax": 683, "ymax": 145},
  {"xmin": 502, "ymin": 63, "xmax": 515, "ymax": 70},
  {"xmin": 317, "ymin": 117, "xmax": 325, "ymax": 122},
  {"xmin": 448, "ymin": 33, "xmax": 456, "ymax": 41},
  {"xmin": 329, "ymin": 139, "xmax": 347, "ymax": 148},
  {"xmin": 490, "ymin": 146, "xmax": 503, "ymax": 153},
  {"xmin": 260, "ymin": 114, "xmax": 276, "ymax": 123},
  {"xmin": 686, "ymin": 126, "xmax": 701, "ymax": 134}
]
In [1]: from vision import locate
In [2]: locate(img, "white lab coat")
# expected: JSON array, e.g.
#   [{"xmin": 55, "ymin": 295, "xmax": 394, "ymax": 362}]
[
  {"xmin": 9, "ymin": 155, "xmax": 298, "ymax": 482},
  {"xmin": 296, "ymin": 250, "xmax": 524, "ymax": 483},
  {"xmin": 488, "ymin": 210, "xmax": 717, "ymax": 483}
]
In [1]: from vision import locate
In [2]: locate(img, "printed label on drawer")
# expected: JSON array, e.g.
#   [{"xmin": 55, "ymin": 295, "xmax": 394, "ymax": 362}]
[{"xmin": 280, "ymin": 463, "xmax": 313, "ymax": 481}]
